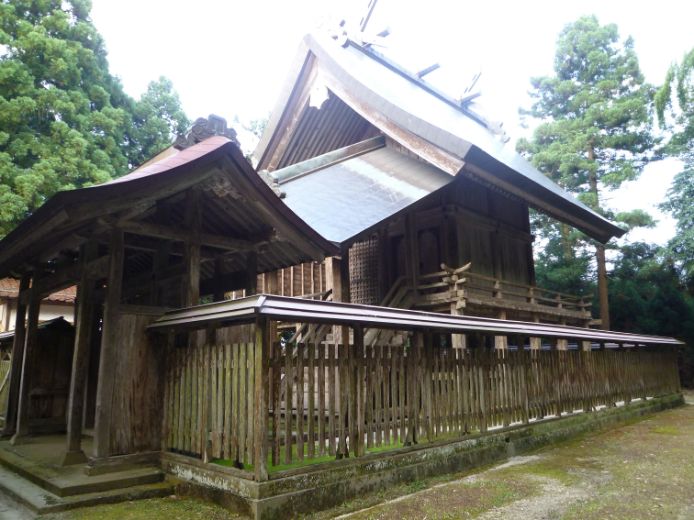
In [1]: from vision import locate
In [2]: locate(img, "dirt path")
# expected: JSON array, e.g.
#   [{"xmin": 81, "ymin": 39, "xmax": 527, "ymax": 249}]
[{"xmin": 335, "ymin": 393, "xmax": 694, "ymax": 520}]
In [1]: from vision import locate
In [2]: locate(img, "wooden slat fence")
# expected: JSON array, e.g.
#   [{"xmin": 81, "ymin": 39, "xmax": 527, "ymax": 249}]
[{"xmin": 162, "ymin": 337, "xmax": 680, "ymax": 469}]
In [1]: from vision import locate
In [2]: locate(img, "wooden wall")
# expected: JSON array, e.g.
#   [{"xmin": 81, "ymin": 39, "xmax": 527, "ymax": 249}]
[{"xmin": 107, "ymin": 310, "xmax": 165, "ymax": 455}]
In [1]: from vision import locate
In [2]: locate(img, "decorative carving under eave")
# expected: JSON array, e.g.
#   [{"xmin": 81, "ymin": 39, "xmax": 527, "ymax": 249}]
[{"xmin": 174, "ymin": 114, "xmax": 240, "ymax": 150}]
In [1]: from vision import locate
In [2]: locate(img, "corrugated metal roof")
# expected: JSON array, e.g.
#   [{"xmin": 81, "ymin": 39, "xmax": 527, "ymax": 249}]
[
  {"xmin": 148, "ymin": 293, "xmax": 683, "ymax": 347},
  {"xmin": 273, "ymin": 140, "xmax": 452, "ymax": 243}
]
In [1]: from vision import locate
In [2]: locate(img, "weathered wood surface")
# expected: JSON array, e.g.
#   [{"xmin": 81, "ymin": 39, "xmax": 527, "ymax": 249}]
[{"xmin": 162, "ymin": 335, "xmax": 679, "ymax": 471}]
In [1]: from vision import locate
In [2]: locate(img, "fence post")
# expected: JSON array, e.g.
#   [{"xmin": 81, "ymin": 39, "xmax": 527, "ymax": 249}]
[{"xmin": 254, "ymin": 317, "xmax": 269, "ymax": 481}]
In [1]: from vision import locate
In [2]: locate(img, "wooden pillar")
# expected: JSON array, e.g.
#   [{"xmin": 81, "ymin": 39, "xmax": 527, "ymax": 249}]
[
  {"xmin": 62, "ymin": 244, "xmax": 98, "ymax": 465},
  {"xmin": 353, "ymin": 324, "xmax": 365, "ymax": 457},
  {"xmin": 325, "ymin": 254, "xmax": 350, "ymax": 303},
  {"xmin": 181, "ymin": 190, "xmax": 201, "ymax": 307},
  {"xmin": 253, "ymin": 317, "xmax": 269, "ymax": 481},
  {"xmin": 93, "ymin": 229, "xmax": 124, "ymax": 458},
  {"xmin": 495, "ymin": 310, "xmax": 508, "ymax": 349},
  {"xmin": 10, "ymin": 281, "xmax": 41, "ymax": 444},
  {"xmin": 1, "ymin": 274, "xmax": 29, "ymax": 437}
]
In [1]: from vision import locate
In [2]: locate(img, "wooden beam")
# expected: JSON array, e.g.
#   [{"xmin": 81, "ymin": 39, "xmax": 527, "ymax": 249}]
[
  {"xmin": 93, "ymin": 229, "xmax": 124, "ymax": 458},
  {"xmin": 116, "ymin": 220, "xmax": 257, "ymax": 253},
  {"xmin": 62, "ymin": 242, "xmax": 98, "ymax": 464},
  {"xmin": 10, "ymin": 281, "xmax": 41, "ymax": 444},
  {"xmin": 1, "ymin": 274, "xmax": 29, "ymax": 437}
]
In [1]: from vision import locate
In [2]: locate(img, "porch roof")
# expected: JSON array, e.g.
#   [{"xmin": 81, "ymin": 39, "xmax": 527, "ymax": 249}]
[
  {"xmin": 0, "ymin": 136, "xmax": 339, "ymax": 279},
  {"xmin": 149, "ymin": 294, "xmax": 683, "ymax": 347}
]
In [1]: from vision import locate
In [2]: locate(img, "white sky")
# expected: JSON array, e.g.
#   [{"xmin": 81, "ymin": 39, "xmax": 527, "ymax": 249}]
[{"xmin": 90, "ymin": 0, "xmax": 693, "ymax": 245}]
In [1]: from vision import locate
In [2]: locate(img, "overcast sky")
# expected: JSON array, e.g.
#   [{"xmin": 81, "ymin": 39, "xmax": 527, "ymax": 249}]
[{"xmin": 90, "ymin": 0, "xmax": 693, "ymax": 245}]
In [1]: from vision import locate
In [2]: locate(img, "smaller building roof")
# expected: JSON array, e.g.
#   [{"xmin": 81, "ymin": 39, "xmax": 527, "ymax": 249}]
[
  {"xmin": 149, "ymin": 294, "xmax": 683, "ymax": 347},
  {"xmin": 0, "ymin": 316, "xmax": 73, "ymax": 344},
  {"xmin": 0, "ymin": 136, "xmax": 339, "ymax": 278},
  {"xmin": 271, "ymin": 136, "xmax": 451, "ymax": 243},
  {"xmin": 0, "ymin": 278, "xmax": 76, "ymax": 303}
]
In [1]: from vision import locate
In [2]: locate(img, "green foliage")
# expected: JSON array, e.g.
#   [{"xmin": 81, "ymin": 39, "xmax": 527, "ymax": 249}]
[
  {"xmin": 517, "ymin": 16, "xmax": 656, "ymax": 321},
  {"xmin": 609, "ymin": 243, "xmax": 694, "ymax": 386},
  {"xmin": 0, "ymin": 0, "xmax": 188, "ymax": 237},
  {"xmin": 531, "ymin": 211, "xmax": 594, "ymax": 296},
  {"xmin": 517, "ymin": 16, "xmax": 655, "ymax": 201},
  {"xmin": 655, "ymin": 49, "xmax": 694, "ymax": 283}
]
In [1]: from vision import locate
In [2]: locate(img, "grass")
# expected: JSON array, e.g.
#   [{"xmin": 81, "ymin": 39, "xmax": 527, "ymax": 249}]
[
  {"xmin": 43, "ymin": 496, "xmax": 242, "ymax": 520},
  {"xmin": 213, "ymin": 438, "xmax": 408, "ymax": 474}
]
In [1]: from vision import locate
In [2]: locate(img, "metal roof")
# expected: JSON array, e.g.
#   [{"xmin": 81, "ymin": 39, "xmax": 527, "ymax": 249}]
[
  {"xmin": 149, "ymin": 294, "xmax": 683, "ymax": 347},
  {"xmin": 271, "ymin": 136, "xmax": 451, "ymax": 243},
  {"xmin": 256, "ymin": 34, "xmax": 625, "ymax": 243}
]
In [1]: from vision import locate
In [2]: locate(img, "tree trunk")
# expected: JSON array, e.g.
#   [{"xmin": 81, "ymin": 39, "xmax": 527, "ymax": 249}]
[{"xmin": 587, "ymin": 143, "xmax": 610, "ymax": 330}]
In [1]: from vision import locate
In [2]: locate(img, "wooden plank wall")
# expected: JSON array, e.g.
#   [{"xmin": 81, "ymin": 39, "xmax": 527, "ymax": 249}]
[
  {"xmin": 108, "ymin": 312, "xmax": 166, "ymax": 455},
  {"xmin": 162, "ymin": 337, "xmax": 680, "ymax": 468},
  {"xmin": 261, "ymin": 262, "xmax": 326, "ymax": 298}
]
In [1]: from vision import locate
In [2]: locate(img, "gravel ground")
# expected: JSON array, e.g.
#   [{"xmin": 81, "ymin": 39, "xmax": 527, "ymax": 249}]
[{"xmin": 338, "ymin": 392, "xmax": 694, "ymax": 520}]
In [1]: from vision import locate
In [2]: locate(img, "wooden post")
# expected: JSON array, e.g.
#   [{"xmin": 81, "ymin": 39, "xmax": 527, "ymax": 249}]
[
  {"xmin": 1, "ymin": 274, "xmax": 29, "ymax": 437},
  {"xmin": 495, "ymin": 310, "xmax": 508, "ymax": 349},
  {"xmin": 182, "ymin": 189, "xmax": 201, "ymax": 307},
  {"xmin": 10, "ymin": 282, "xmax": 41, "ymax": 444},
  {"xmin": 62, "ymin": 244, "xmax": 98, "ymax": 465},
  {"xmin": 93, "ymin": 229, "xmax": 124, "ymax": 458},
  {"xmin": 253, "ymin": 317, "xmax": 269, "ymax": 481},
  {"xmin": 354, "ymin": 324, "xmax": 365, "ymax": 457}
]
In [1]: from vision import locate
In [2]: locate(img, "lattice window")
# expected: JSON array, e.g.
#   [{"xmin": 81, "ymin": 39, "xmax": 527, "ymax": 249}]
[{"xmin": 349, "ymin": 236, "xmax": 380, "ymax": 305}]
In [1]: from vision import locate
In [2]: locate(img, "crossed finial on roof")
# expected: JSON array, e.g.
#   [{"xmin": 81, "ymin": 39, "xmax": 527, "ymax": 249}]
[{"xmin": 174, "ymin": 114, "xmax": 240, "ymax": 150}]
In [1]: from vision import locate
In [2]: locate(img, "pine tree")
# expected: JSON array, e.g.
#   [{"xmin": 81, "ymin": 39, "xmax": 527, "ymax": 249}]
[
  {"xmin": 517, "ymin": 16, "xmax": 655, "ymax": 329},
  {"xmin": 0, "ymin": 0, "xmax": 188, "ymax": 237},
  {"xmin": 656, "ymin": 49, "xmax": 694, "ymax": 284}
]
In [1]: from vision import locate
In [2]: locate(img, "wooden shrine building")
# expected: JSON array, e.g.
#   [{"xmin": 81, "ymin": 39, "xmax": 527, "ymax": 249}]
[
  {"xmin": 0, "ymin": 32, "xmax": 683, "ymax": 520},
  {"xmin": 0, "ymin": 122, "xmax": 336, "ymax": 463},
  {"xmin": 252, "ymin": 33, "xmax": 625, "ymax": 327}
]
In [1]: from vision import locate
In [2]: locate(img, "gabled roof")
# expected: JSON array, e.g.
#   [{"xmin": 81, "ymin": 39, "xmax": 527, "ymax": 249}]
[
  {"xmin": 270, "ymin": 136, "xmax": 451, "ymax": 243},
  {"xmin": 0, "ymin": 136, "xmax": 338, "ymax": 278},
  {"xmin": 255, "ymin": 33, "xmax": 625, "ymax": 244}
]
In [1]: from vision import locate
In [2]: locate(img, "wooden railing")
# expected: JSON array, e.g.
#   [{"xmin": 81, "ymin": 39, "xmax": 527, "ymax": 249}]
[
  {"xmin": 156, "ymin": 297, "xmax": 681, "ymax": 480},
  {"xmin": 415, "ymin": 264, "xmax": 592, "ymax": 324},
  {"xmin": 162, "ymin": 339, "xmax": 679, "ymax": 469}
]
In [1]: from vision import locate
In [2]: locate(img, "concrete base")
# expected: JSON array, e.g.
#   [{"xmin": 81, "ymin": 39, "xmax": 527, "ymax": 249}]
[{"xmin": 166, "ymin": 393, "xmax": 684, "ymax": 519}]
